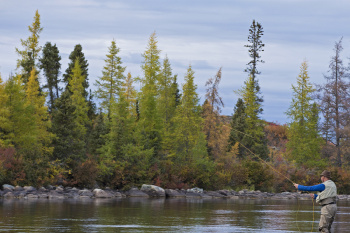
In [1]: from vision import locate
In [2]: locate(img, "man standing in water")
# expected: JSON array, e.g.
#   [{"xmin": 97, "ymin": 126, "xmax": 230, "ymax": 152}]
[{"xmin": 294, "ymin": 170, "xmax": 337, "ymax": 233}]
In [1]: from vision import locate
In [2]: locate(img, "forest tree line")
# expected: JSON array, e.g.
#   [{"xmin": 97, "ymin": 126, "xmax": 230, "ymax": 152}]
[{"xmin": 1, "ymin": 11, "xmax": 350, "ymax": 193}]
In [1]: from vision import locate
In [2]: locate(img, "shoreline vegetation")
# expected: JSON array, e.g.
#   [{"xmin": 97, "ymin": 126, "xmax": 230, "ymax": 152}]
[{"xmin": 1, "ymin": 184, "xmax": 349, "ymax": 201}]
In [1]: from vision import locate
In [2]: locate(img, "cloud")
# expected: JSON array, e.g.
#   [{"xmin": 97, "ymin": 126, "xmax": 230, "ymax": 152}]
[{"xmin": 2, "ymin": 0, "xmax": 350, "ymax": 123}]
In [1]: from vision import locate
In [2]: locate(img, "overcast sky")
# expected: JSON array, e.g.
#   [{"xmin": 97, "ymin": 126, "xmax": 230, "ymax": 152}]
[{"xmin": 1, "ymin": 0, "xmax": 350, "ymax": 124}]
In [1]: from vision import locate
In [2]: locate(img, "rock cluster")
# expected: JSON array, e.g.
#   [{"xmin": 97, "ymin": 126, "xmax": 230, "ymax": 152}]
[{"xmin": 1, "ymin": 184, "xmax": 350, "ymax": 201}]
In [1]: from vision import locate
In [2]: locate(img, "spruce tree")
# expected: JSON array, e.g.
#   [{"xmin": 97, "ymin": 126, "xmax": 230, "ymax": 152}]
[
  {"xmin": 63, "ymin": 44, "xmax": 89, "ymax": 99},
  {"xmin": 245, "ymin": 19, "xmax": 264, "ymax": 82},
  {"xmin": 244, "ymin": 19, "xmax": 265, "ymax": 109},
  {"xmin": 39, "ymin": 42, "xmax": 61, "ymax": 111},
  {"xmin": 51, "ymin": 90, "xmax": 78, "ymax": 161},
  {"xmin": 227, "ymin": 98, "xmax": 248, "ymax": 157}
]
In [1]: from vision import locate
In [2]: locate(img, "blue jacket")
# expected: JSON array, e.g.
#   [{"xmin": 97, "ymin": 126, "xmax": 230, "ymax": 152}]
[{"xmin": 298, "ymin": 184, "xmax": 325, "ymax": 199}]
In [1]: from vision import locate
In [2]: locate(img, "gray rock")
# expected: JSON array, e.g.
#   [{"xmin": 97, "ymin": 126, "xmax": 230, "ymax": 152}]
[
  {"xmin": 141, "ymin": 184, "xmax": 165, "ymax": 197},
  {"xmin": 27, "ymin": 194, "xmax": 39, "ymax": 198},
  {"xmin": 93, "ymin": 189, "xmax": 113, "ymax": 198},
  {"xmin": 38, "ymin": 193, "xmax": 48, "ymax": 198},
  {"xmin": 46, "ymin": 185, "xmax": 54, "ymax": 190},
  {"xmin": 17, "ymin": 192, "xmax": 27, "ymax": 198},
  {"xmin": 14, "ymin": 186, "xmax": 24, "ymax": 191},
  {"xmin": 79, "ymin": 189, "xmax": 93, "ymax": 197},
  {"xmin": 206, "ymin": 191, "xmax": 226, "ymax": 198},
  {"xmin": 56, "ymin": 186, "xmax": 64, "ymax": 192},
  {"xmin": 4, "ymin": 192, "xmax": 14, "ymax": 198},
  {"xmin": 187, "ymin": 187, "xmax": 203, "ymax": 193},
  {"xmin": 2, "ymin": 184, "xmax": 15, "ymax": 191},
  {"xmin": 126, "ymin": 188, "xmax": 149, "ymax": 197},
  {"xmin": 38, "ymin": 187, "xmax": 47, "ymax": 192},
  {"xmin": 165, "ymin": 189, "xmax": 186, "ymax": 198},
  {"xmin": 24, "ymin": 186, "xmax": 36, "ymax": 192},
  {"xmin": 64, "ymin": 192, "xmax": 79, "ymax": 199}
]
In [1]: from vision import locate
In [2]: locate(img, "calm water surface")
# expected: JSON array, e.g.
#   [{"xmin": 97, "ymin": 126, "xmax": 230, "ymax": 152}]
[{"xmin": 0, "ymin": 198, "xmax": 350, "ymax": 232}]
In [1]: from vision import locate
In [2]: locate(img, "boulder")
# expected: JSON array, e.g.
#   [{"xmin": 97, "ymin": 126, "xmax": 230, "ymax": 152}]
[
  {"xmin": 27, "ymin": 194, "xmax": 39, "ymax": 198},
  {"xmin": 141, "ymin": 185, "xmax": 165, "ymax": 197},
  {"xmin": 126, "ymin": 188, "xmax": 149, "ymax": 197},
  {"xmin": 24, "ymin": 186, "xmax": 36, "ymax": 192},
  {"xmin": 2, "ymin": 184, "xmax": 15, "ymax": 191},
  {"xmin": 64, "ymin": 192, "xmax": 79, "ymax": 199},
  {"xmin": 206, "ymin": 191, "xmax": 226, "ymax": 198},
  {"xmin": 38, "ymin": 187, "xmax": 48, "ymax": 192},
  {"xmin": 14, "ymin": 186, "xmax": 24, "ymax": 191},
  {"xmin": 93, "ymin": 189, "xmax": 113, "ymax": 198},
  {"xmin": 38, "ymin": 193, "xmax": 49, "ymax": 198},
  {"xmin": 56, "ymin": 186, "xmax": 64, "ymax": 192},
  {"xmin": 79, "ymin": 189, "xmax": 94, "ymax": 198},
  {"xmin": 4, "ymin": 192, "xmax": 15, "ymax": 198},
  {"xmin": 187, "ymin": 187, "xmax": 203, "ymax": 193},
  {"xmin": 165, "ymin": 189, "xmax": 186, "ymax": 198}
]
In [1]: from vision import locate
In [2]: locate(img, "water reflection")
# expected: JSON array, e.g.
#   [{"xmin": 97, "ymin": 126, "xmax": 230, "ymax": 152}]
[{"xmin": 0, "ymin": 198, "xmax": 349, "ymax": 232}]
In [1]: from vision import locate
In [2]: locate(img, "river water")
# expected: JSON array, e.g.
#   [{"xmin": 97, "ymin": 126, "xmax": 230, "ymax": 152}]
[{"xmin": 0, "ymin": 198, "xmax": 349, "ymax": 232}]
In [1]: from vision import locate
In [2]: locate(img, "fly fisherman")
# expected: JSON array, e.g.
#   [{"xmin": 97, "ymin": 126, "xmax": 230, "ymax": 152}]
[{"xmin": 294, "ymin": 170, "xmax": 337, "ymax": 233}]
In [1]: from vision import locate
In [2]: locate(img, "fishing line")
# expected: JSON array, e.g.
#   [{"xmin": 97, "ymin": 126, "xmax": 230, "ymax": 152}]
[{"xmin": 230, "ymin": 128, "xmax": 316, "ymax": 232}]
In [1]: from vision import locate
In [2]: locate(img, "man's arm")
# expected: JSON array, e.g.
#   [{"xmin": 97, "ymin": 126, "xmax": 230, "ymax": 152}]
[{"xmin": 297, "ymin": 184, "xmax": 325, "ymax": 192}]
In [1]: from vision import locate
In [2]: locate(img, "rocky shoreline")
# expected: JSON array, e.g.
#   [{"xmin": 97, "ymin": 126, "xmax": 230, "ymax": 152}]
[{"xmin": 1, "ymin": 184, "xmax": 349, "ymax": 201}]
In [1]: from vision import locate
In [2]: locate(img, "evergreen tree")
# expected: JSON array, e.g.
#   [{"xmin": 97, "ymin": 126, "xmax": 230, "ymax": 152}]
[
  {"xmin": 87, "ymin": 89, "xmax": 97, "ymax": 121},
  {"xmin": 286, "ymin": 61, "xmax": 323, "ymax": 167},
  {"xmin": 227, "ymin": 98, "xmax": 248, "ymax": 156},
  {"xmin": 52, "ymin": 58, "xmax": 89, "ymax": 166},
  {"xmin": 15, "ymin": 10, "xmax": 43, "ymax": 86},
  {"xmin": 237, "ymin": 75, "xmax": 268, "ymax": 160},
  {"xmin": 202, "ymin": 68, "xmax": 225, "ymax": 159},
  {"xmin": 138, "ymin": 32, "xmax": 162, "ymax": 155},
  {"xmin": 244, "ymin": 19, "xmax": 265, "ymax": 109},
  {"xmin": 172, "ymin": 75, "xmax": 181, "ymax": 107},
  {"xmin": 244, "ymin": 19, "xmax": 265, "ymax": 82},
  {"xmin": 51, "ymin": 90, "xmax": 78, "ymax": 161},
  {"xmin": 63, "ymin": 44, "xmax": 89, "ymax": 99},
  {"xmin": 39, "ymin": 42, "xmax": 61, "ymax": 111},
  {"xmin": 95, "ymin": 40, "xmax": 125, "ymax": 119},
  {"xmin": 87, "ymin": 110, "xmax": 108, "ymax": 156}
]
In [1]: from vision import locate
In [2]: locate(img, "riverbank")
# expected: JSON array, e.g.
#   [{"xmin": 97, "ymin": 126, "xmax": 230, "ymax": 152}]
[{"xmin": 1, "ymin": 184, "xmax": 349, "ymax": 201}]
